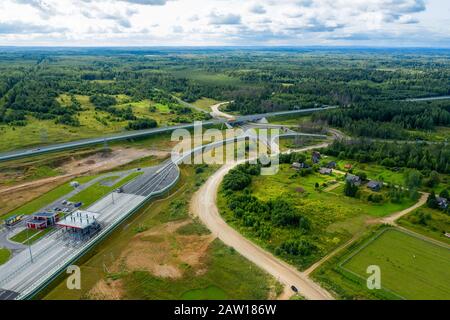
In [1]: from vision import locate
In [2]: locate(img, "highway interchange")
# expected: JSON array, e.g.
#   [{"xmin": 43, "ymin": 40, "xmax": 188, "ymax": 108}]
[{"xmin": 0, "ymin": 105, "xmax": 336, "ymax": 300}]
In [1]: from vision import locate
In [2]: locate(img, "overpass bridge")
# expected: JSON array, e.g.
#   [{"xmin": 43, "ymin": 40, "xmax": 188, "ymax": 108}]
[{"xmin": 0, "ymin": 107, "xmax": 336, "ymax": 163}]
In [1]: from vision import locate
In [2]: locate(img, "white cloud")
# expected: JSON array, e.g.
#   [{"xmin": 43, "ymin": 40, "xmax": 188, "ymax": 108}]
[{"xmin": 0, "ymin": 0, "xmax": 447, "ymax": 46}]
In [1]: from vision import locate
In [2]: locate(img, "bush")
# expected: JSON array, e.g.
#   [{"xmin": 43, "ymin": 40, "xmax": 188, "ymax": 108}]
[
  {"xmin": 223, "ymin": 169, "xmax": 252, "ymax": 191},
  {"xmin": 344, "ymin": 181, "xmax": 358, "ymax": 197},
  {"xmin": 126, "ymin": 118, "xmax": 157, "ymax": 130}
]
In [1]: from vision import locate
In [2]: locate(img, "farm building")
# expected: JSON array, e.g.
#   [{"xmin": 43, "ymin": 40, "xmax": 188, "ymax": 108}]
[
  {"xmin": 346, "ymin": 174, "xmax": 362, "ymax": 186},
  {"xmin": 327, "ymin": 161, "xmax": 337, "ymax": 169},
  {"xmin": 367, "ymin": 181, "xmax": 383, "ymax": 192}
]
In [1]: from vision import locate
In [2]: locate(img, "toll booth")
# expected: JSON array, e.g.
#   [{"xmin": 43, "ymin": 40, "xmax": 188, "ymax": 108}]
[{"xmin": 56, "ymin": 210, "xmax": 101, "ymax": 241}]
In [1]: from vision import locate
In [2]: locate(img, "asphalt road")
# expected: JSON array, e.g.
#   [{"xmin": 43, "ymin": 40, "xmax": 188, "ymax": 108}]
[{"xmin": 0, "ymin": 107, "xmax": 337, "ymax": 162}]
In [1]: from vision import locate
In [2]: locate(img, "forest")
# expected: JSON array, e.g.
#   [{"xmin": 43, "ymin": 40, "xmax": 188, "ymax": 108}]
[
  {"xmin": 312, "ymin": 100, "xmax": 450, "ymax": 139},
  {"xmin": 324, "ymin": 139, "xmax": 450, "ymax": 174},
  {"xmin": 1, "ymin": 47, "xmax": 450, "ymax": 128}
]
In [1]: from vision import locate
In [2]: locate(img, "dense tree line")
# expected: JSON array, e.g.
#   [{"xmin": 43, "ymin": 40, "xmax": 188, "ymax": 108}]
[
  {"xmin": 222, "ymin": 162, "xmax": 316, "ymax": 265},
  {"xmin": 324, "ymin": 139, "xmax": 450, "ymax": 174},
  {"xmin": 313, "ymin": 101, "xmax": 450, "ymax": 139}
]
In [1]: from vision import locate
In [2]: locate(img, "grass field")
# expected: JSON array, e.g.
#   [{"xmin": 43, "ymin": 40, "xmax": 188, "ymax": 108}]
[
  {"xmin": 69, "ymin": 172, "xmax": 143, "ymax": 208},
  {"xmin": 0, "ymin": 248, "xmax": 11, "ymax": 265},
  {"xmin": 340, "ymin": 228, "xmax": 450, "ymax": 300},
  {"xmin": 10, "ymin": 228, "xmax": 54, "ymax": 245},
  {"xmin": 192, "ymin": 98, "xmax": 221, "ymax": 112},
  {"xmin": 2, "ymin": 175, "xmax": 99, "ymax": 220}
]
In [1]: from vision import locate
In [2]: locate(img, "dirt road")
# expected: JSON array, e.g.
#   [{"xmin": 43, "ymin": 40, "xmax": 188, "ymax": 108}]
[
  {"xmin": 190, "ymin": 144, "xmax": 334, "ymax": 300},
  {"xmin": 210, "ymin": 102, "xmax": 235, "ymax": 120},
  {"xmin": 381, "ymin": 192, "xmax": 429, "ymax": 225}
]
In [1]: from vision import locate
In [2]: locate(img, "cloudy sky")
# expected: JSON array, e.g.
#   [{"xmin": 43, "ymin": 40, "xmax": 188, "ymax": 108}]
[{"xmin": 0, "ymin": 0, "xmax": 449, "ymax": 47}]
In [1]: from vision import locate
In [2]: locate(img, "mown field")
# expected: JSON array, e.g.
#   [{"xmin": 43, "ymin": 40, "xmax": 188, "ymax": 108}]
[
  {"xmin": 340, "ymin": 228, "xmax": 450, "ymax": 300},
  {"xmin": 42, "ymin": 165, "xmax": 280, "ymax": 300},
  {"xmin": 2, "ymin": 175, "xmax": 99, "ymax": 220},
  {"xmin": 69, "ymin": 171, "xmax": 143, "ymax": 209}
]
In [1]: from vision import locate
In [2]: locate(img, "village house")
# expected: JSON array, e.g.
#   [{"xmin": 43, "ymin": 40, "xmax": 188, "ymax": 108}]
[
  {"xmin": 292, "ymin": 162, "xmax": 309, "ymax": 170},
  {"xmin": 436, "ymin": 197, "xmax": 448, "ymax": 210},
  {"xmin": 312, "ymin": 151, "xmax": 321, "ymax": 164},
  {"xmin": 319, "ymin": 167, "xmax": 333, "ymax": 175},
  {"xmin": 346, "ymin": 174, "xmax": 362, "ymax": 186},
  {"xmin": 367, "ymin": 180, "xmax": 383, "ymax": 192},
  {"xmin": 327, "ymin": 161, "xmax": 337, "ymax": 169}
]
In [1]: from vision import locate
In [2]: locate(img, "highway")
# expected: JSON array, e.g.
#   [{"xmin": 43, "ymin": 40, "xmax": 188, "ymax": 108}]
[
  {"xmin": 0, "ymin": 161, "xmax": 181, "ymax": 300},
  {"xmin": 0, "ymin": 107, "xmax": 336, "ymax": 162},
  {"xmin": 405, "ymin": 95, "xmax": 450, "ymax": 102}
]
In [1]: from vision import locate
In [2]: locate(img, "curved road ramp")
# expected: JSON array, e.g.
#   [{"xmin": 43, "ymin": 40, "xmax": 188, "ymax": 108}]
[{"xmin": 0, "ymin": 162, "xmax": 180, "ymax": 300}]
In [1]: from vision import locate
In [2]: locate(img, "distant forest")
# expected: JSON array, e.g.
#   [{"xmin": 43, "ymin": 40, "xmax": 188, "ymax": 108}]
[{"xmin": 0, "ymin": 48, "xmax": 449, "ymax": 128}]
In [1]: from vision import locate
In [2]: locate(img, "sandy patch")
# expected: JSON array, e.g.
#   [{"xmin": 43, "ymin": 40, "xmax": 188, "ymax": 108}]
[
  {"xmin": 88, "ymin": 278, "xmax": 124, "ymax": 300},
  {"xmin": 0, "ymin": 147, "xmax": 170, "ymax": 216},
  {"xmin": 111, "ymin": 220, "xmax": 214, "ymax": 279},
  {"xmin": 60, "ymin": 148, "xmax": 169, "ymax": 175}
]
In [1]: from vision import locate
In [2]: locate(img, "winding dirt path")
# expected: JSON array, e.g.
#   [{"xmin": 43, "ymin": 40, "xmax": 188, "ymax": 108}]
[
  {"xmin": 210, "ymin": 102, "xmax": 235, "ymax": 120},
  {"xmin": 381, "ymin": 192, "xmax": 428, "ymax": 226},
  {"xmin": 190, "ymin": 144, "xmax": 334, "ymax": 300}
]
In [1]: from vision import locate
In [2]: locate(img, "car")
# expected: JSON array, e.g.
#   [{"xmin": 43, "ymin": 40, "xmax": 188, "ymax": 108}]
[
  {"xmin": 291, "ymin": 285, "xmax": 299, "ymax": 293},
  {"xmin": 137, "ymin": 168, "xmax": 142, "ymax": 171},
  {"xmin": 62, "ymin": 200, "xmax": 68, "ymax": 205},
  {"xmin": 74, "ymin": 202, "xmax": 83, "ymax": 208}
]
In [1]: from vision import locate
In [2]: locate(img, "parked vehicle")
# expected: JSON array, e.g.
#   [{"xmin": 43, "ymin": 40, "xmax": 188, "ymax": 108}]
[
  {"xmin": 5, "ymin": 215, "xmax": 23, "ymax": 227},
  {"xmin": 74, "ymin": 202, "xmax": 83, "ymax": 208}
]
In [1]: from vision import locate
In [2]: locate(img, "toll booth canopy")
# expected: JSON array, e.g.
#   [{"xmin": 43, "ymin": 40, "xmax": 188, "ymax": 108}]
[{"xmin": 56, "ymin": 210, "xmax": 101, "ymax": 240}]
